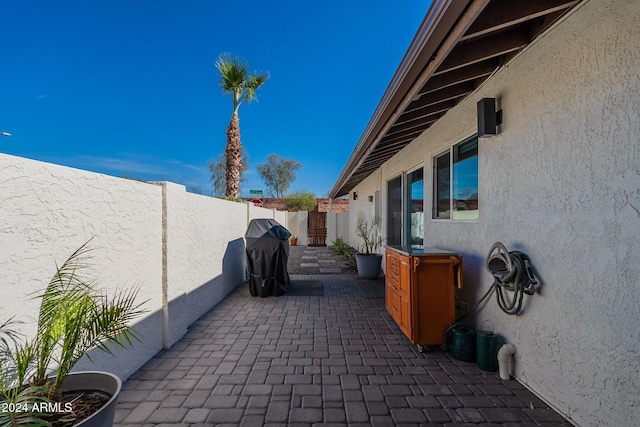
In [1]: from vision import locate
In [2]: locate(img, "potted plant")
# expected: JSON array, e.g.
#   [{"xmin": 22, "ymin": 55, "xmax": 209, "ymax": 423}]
[
  {"xmin": 355, "ymin": 212, "xmax": 384, "ymax": 279},
  {"xmin": 0, "ymin": 318, "xmax": 53, "ymax": 427},
  {"xmin": 289, "ymin": 235, "xmax": 298, "ymax": 246},
  {"xmin": 0, "ymin": 241, "xmax": 146, "ymax": 426}
]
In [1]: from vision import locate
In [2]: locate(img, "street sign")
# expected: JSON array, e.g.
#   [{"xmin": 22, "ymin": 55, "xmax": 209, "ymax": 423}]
[
  {"xmin": 250, "ymin": 198, "xmax": 263, "ymax": 207},
  {"xmin": 249, "ymin": 189, "xmax": 263, "ymax": 195}
]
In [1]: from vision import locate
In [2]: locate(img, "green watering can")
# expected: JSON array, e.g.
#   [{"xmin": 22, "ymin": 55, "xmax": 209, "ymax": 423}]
[
  {"xmin": 444, "ymin": 323, "xmax": 476, "ymax": 363},
  {"xmin": 476, "ymin": 322, "xmax": 498, "ymax": 372}
]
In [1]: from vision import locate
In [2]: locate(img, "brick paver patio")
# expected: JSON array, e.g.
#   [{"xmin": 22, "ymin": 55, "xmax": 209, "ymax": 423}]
[{"xmin": 114, "ymin": 247, "xmax": 572, "ymax": 426}]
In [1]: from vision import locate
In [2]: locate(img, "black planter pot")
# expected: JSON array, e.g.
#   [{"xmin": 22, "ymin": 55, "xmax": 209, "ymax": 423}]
[
  {"xmin": 59, "ymin": 371, "xmax": 122, "ymax": 427},
  {"xmin": 355, "ymin": 253, "xmax": 383, "ymax": 279}
]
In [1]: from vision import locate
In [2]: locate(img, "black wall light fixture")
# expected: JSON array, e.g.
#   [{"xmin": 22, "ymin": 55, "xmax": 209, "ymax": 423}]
[
  {"xmin": 477, "ymin": 98, "xmax": 503, "ymax": 137},
  {"xmin": 352, "ymin": 191, "xmax": 358, "ymax": 200}
]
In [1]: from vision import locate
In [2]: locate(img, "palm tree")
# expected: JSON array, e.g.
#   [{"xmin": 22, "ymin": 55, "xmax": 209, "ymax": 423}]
[{"xmin": 215, "ymin": 53, "xmax": 269, "ymax": 199}]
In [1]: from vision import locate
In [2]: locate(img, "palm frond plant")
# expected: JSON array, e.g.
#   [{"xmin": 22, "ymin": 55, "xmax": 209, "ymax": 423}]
[
  {"xmin": 215, "ymin": 53, "xmax": 269, "ymax": 199},
  {"xmin": 0, "ymin": 240, "xmax": 146, "ymax": 426},
  {"xmin": 0, "ymin": 320, "xmax": 52, "ymax": 427},
  {"xmin": 30, "ymin": 241, "xmax": 146, "ymax": 394},
  {"xmin": 356, "ymin": 212, "xmax": 384, "ymax": 256}
]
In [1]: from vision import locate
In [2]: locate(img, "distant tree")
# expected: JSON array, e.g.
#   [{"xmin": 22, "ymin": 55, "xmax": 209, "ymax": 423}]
[
  {"xmin": 208, "ymin": 151, "xmax": 249, "ymax": 197},
  {"xmin": 215, "ymin": 53, "xmax": 269, "ymax": 199},
  {"xmin": 284, "ymin": 190, "xmax": 317, "ymax": 211},
  {"xmin": 187, "ymin": 186, "xmax": 203, "ymax": 195},
  {"xmin": 257, "ymin": 153, "xmax": 302, "ymax": 197}
]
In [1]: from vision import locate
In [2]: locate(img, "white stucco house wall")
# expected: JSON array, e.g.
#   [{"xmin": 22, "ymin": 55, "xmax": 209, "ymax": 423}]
[{"xmin": 330, "ymin": 0, "xmax": 640, "ymax": 426}]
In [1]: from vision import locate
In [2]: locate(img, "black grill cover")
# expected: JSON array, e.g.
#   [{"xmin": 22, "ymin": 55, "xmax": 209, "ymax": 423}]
[{"xmin": 245, "ymin": 218, "xmax": 291, "ymax": 297}]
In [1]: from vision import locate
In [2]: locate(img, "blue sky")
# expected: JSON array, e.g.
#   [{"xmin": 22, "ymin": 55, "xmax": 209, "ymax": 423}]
[{"xmin": 1, "ymin": 1, "xmax": 428, "ymax": 197}]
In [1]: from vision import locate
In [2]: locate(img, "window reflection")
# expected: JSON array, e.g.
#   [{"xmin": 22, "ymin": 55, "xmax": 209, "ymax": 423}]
[
  {"xmin": 386, "ymin": 176, "xmax": 402, "ymax": 246},
  {"xmin": 452, "ymin": 138, "xmax": 478, "ymax": 220},
  {"xmin": 407, "ymin": 168, "xmax": 424, "ymax": 249}
]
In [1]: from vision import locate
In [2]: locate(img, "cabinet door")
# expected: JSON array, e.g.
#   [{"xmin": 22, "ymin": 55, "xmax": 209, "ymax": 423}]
[
  {"xmin": 399, "ymin": 295, "xmax": 412, "ymax": 337},
  {"xmin": 386, "ymin": 287, "xmax": 401, "ymax": 324},
  {"xmin": 411, "ymin": 256, "xmax": 457, "ymax": 345},
  {"xmin": 397, "ymin": 254, "xmax": 412, "ymax": 337},
  {"xmin": 385, "ymin": 250, "xmax": 402, "ymax": 325},
  {"xmin": 398, "ymin": 255, "xmax": 410, "ymax": 295}
]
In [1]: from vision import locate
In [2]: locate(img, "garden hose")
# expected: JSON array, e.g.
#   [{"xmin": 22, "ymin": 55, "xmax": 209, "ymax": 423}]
[
  {"xmin": 460, "ymin": 242, "xmax": 538, "ymax": 318},
  {"xmin": 486, "ymin": 242, "xmax": 538, "ymax": 315}
]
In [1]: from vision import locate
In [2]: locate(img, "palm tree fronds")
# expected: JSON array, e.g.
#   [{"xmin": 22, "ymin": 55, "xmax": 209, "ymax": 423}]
[
  {"xmin": 215, "ymin": 52, "xmax": 269, "ymax": 199},
  {"xmin": 20, "ymin": 240, "xmax": 147, "ymax": 390},
  {"xmin": 0, "ymin": 384, "xmax": 53, "ymax": 427}
]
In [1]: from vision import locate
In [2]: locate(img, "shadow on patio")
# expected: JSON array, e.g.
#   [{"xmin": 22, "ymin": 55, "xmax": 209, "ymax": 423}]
[{"xmin": 114, "ymin": 247, "xmax": 572, "ymax": 426}]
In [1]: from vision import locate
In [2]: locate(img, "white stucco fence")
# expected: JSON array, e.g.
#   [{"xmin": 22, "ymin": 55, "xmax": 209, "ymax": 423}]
[
  {"xmin": 0, "ymin": 153, "xmax": 287, "ymax": 381},
  {"xmin": 285, "ymin": 211, "xmax": 350, "ymax": 248}
]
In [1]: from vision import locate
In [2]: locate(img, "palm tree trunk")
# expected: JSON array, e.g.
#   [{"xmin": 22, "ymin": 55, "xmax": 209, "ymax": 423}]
[{"xmin": 225, "ymin": 113, "xmax": 241, "ymax": 198}]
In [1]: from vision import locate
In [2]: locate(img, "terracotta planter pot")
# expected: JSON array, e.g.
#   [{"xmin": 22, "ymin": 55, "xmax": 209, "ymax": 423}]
[{"xmin": 59, "ymin": 371, "xmax": 122, "ymax": 427}]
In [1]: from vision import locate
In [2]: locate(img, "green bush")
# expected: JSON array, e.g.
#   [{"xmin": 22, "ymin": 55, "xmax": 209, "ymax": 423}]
[
  {"xmin": 284, "ymin": 191, "xmax": 317, "ymax": 211},
  {"xmin": 331, "ymin": 238, "xmax": 357, "ymax": 271},
  {"xmin": 356, "ymin": 211, "xmax": 383, "ymax": 255}
]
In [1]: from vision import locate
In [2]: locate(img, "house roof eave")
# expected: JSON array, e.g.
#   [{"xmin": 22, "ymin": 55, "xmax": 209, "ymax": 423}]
[
  {"xmin": 329, "ymin": 0, "xmax": 473, "ymax": 199},
  {"xmin": 329, "ymin": 0, "xmax": 582, "ymax": 199}
]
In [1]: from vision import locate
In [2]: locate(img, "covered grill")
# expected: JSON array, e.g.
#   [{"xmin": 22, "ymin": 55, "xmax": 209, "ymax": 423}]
[{"xmin": 245, "ymin": 218, "xmax": 291, "ymax": 297}]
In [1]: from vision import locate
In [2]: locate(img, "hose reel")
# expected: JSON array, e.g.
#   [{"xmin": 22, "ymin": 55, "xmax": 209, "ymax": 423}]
[{"xmin": 485, "ymin": 242, "xmax": 538, "ymax": 315}]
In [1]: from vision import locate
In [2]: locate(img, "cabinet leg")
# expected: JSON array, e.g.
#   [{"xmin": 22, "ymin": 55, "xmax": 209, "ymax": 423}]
[{"xmin": 417, "ymin": 344, "xmax": 425, "ymax": 353}]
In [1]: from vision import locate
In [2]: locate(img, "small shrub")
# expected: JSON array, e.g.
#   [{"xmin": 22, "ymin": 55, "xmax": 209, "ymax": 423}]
[
  {"xmin": 356, "ymin": 212, "xmax": 383, "ymax": 255},
  {"xmin": 331, "ymin": 238, "xmax": 357, "ymax": 271},
  {"xmin": 284, "ymin": 191, "xmax": 317, "ymax": 211}
]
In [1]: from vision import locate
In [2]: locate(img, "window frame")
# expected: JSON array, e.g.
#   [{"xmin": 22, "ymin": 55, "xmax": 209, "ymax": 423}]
[
  {"xmin": 405, "ymin": 165, "xmax": 425, "ymax": 250},
  {"xmin": 385, "ymin": 163, "xmax": 425, "ymax": 249},
  {"xmin": 432, "ymin": 135, "xmax": 479, "ymax": 222},
  {"xmin": 386, "ymin": 174, "xmax": 403, "ymax": 247}
]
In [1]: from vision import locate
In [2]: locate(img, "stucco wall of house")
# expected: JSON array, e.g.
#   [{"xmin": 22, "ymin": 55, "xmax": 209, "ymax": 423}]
[
  {"xmin": 0, "ymin": 153, "xmax": 288, "ymax": 381},
  {"xmin": 348, "ymin": 0, "xmax": 640, "ymax": 425},
  {"xmin": 348, "ymin": 171, "xmax": 382, "ymax": 252}
]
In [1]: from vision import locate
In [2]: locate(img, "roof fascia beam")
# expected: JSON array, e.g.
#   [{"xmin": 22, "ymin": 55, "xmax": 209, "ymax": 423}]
[
  {"xmin": 434, "ymin": 26, "xmax": 529, "ymax": 76},
  {"xmin": 405, "ymin": 81, "xmax": 474, "ymax": 112},
  {"xmin": 461, "ymin": 0, "xmax": 579, "ymax": 41},
  {"xmin": 392, "ymin": 99, "xmax": 455, "ymax": 127},
  {"xmin": 417, "ymin": 60, "xmax": 498, "ymax": 96}
]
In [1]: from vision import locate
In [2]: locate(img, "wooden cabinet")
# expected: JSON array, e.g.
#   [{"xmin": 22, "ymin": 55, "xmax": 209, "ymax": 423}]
[
  {"xmin": 385, "ymin": 246, "xmax": 462, "ymax": 348},
  {"xmin": 385, "ymin": 249, "xmax": 411, "ymax": 337}
]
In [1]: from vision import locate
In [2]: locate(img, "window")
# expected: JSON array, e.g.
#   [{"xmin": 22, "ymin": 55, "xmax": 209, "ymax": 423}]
[
  {"xmin": 433, "ymin": 136, "xmax": 478, "ymax": 221},
  {"xmin": 386, "ymin": 167, "xmax": 424, "ymax": 249},
  {"xmin": 407, "ymin": 168, "xmax": 424, "ymax": 248},
  {"xmin": 386, "ymin": 176, "xmax": 402, "ymax": 246},
  {"xmin": 433, "ymin": 152, "xmax": 450, "ymax": 219}
]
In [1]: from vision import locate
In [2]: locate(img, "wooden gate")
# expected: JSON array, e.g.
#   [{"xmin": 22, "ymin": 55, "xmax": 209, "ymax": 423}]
[{"xmin": 307, "ymin": 211, "xmax": 327, "ymax": 247}]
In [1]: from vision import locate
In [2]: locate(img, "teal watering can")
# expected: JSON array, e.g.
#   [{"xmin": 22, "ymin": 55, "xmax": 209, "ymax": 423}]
[
  {"xmin": 444, "ymin": 323, "xmax": 476, "ymax": 363},
  {"xmin": 476, "ymin": 322, "xmax": 498, "ymax": 372}
]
